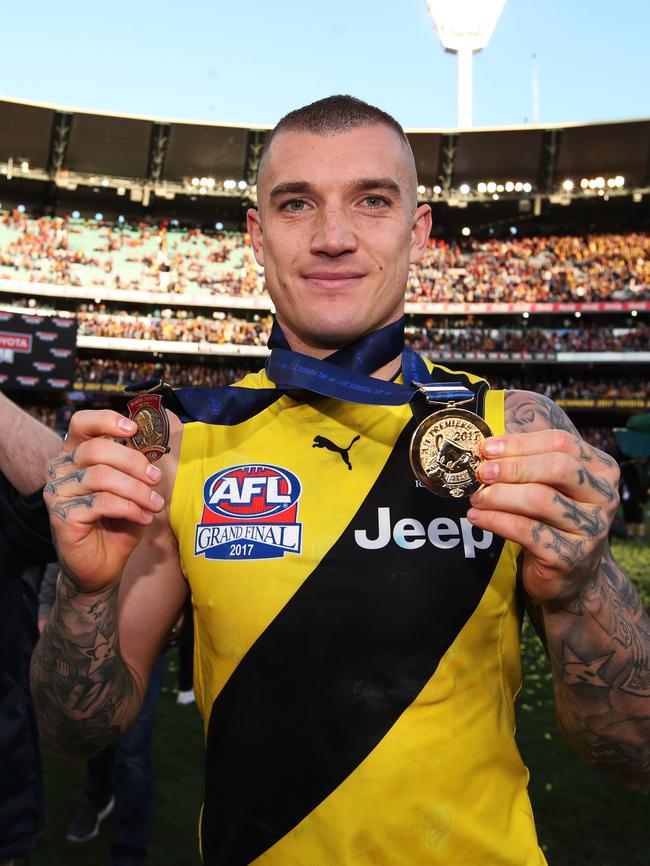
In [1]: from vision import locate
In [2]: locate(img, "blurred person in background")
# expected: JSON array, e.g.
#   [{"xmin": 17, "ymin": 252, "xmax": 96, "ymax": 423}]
[
  {"xmin": 0, "ymin": 393, "xmax": 61, "ymax": 866},
  {"xmin": 620, "ymin": 457, "xmax": 648, "ymax": 543}
]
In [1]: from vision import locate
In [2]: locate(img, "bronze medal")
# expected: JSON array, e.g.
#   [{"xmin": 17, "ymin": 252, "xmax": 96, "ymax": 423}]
[
  {"xmin": 410, "ymin": 408, "xmax": 492, "ymax": 498},
  {"xmin": 126, "ymin": 393, "xmax": 170, "ymax": 462}
]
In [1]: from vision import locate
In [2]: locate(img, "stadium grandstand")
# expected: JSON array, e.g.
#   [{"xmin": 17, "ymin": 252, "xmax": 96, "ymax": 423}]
[{"xmin": 0, "ymin": 96, "xmax": 648, "ymax": 436}]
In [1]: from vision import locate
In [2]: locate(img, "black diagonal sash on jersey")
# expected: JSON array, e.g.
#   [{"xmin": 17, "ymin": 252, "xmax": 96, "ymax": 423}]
[{"xmin": 200, "ymin": 421, "xmax": 505, "ymax": 866}]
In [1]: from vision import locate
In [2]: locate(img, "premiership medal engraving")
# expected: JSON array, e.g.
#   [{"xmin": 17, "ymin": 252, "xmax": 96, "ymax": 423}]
[
  {"xmin": 126, "ymin": 393, "xmax": 170, "ymax": 462},
  {"xmin": 410, "ymin": 408, "xmax": 492, "ymax": 498}
]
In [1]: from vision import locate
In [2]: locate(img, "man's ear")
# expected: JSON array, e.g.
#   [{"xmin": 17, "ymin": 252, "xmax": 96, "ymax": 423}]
[
  {"xmin": 246, "ymin": 208, "xmax": 264, "ymax": 267},
  {"xmin": 409, "ymin": 203, "xmax": 432, "ymax": 265}
]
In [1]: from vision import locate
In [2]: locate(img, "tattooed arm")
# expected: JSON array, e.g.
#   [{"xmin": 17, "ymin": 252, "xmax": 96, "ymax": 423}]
[
  {"xmin": 31, "ymin": 409, "xmax": 187, "ymax": 761},
  {"xmin": 467, "ymin": 390, "xmax": 650, "ymax": 790}
]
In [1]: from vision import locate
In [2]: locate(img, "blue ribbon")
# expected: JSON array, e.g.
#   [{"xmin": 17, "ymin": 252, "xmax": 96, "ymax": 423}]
[{"xmin": 132, "ymin": 317, "xmax": 482, "ymax": 426}]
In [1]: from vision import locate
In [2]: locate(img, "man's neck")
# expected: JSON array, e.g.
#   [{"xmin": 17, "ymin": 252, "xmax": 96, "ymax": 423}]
[{"xmin": 278, "ymin": 323, "xmax": 403, "ymax": 382}]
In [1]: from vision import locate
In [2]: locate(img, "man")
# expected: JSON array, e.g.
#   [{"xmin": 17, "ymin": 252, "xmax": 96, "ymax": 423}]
[
  {"xmin": 0, "ymin": 393, "xmax": 61, "ymax": 866},
  {"xmin": 32, "ymin": 96, "xmax": 649, "ymax": 865}
]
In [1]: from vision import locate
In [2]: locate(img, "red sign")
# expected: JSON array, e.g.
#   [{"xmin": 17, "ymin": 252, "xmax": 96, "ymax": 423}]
[{"xmin": 0, "ymin": 332, "xmax": 32, "ymax": 352}]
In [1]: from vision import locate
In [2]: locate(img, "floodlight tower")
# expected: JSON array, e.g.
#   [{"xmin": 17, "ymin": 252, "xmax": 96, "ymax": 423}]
[{"xmin": 427, "ymin": 0, "xmax": 507, "ymax": 128}]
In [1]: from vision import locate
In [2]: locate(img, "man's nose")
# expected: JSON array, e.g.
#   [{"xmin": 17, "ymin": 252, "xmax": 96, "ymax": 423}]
[{"xmin": 310, "ymin": 206, "xmax": 357, "ymax": 256}]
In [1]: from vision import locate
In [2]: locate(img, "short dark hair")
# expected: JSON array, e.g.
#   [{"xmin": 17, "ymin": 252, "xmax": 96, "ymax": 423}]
[
  {"xmin": 257, "ymin": 95, "xmax": 412, "ymax": 188},
  {"xmin": 262, "ymin": 94, "xmax": 409, "ymax": 152}
]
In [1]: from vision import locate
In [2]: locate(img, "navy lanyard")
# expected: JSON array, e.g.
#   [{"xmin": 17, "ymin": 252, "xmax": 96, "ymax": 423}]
[{"xmin": 125, "ymin": 317, "xmax": 487, "ymax": 425}]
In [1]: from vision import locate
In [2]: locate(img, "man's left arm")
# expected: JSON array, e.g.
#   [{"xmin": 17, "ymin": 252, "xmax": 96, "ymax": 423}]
[{"xmin": 467, "ymin": 389, "xmax": 650, "ymax": 791}]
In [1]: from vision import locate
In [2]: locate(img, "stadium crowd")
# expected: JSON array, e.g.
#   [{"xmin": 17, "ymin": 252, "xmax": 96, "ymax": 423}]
[
  {"xmin": 71, "ymin": 357, "xmax": 649, "ymax": 400},
  {"xmin": 74, "ymin": 310, "xmax": 648, "ymax": 353},
  {"xmin": 77, "ymin": 310, "xmax": 272, "ymax": 346},
  {"xmin": 408, "ymin": 233, "xmax": 649, "ymax": 304},
  {"xmin": 75, "ymin": 357, "xmax": 250, "ymax": 388},
  {"xmin": 407, "ymin": 323, "xmax": 649, "ymax": 354},
  {"xmin": 1, "ymin": 211, "xmax": 648, "ymax": 305}
]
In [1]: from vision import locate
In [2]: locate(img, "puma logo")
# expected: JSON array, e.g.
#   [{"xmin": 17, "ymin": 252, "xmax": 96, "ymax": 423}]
[{"xmin": 312, "ymin": 434, "xmax": 361, "ymax": 470}]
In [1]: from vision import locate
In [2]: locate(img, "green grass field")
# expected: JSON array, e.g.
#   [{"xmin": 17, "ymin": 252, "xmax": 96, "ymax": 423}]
[{"xmin": 32, "ymin": 537, "xmax": 649, "ymax": 866}]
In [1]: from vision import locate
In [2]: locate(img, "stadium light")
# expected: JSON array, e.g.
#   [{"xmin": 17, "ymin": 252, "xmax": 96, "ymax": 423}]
[
  {"xmin": 427, "ymin": 0, "xmax": 507, "ymax": 128},
  {"xmin": 459, "ymin": 183, "xmax": 470, "ymax": 194},
  {"xmin": 461, "ymin": 226, "xmax": 471, "ymax": 236},
  {"xmin": 562, "ymin": 179, "xmax": 574, "ymax": 191}
]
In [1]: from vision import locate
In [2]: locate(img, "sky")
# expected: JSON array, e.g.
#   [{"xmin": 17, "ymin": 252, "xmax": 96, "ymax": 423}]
[{"xmin": 2, "ymin": 0, "xmax": 648, "ymax": 130}]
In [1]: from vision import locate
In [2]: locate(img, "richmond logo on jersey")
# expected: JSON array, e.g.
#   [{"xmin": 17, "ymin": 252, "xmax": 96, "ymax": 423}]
[{"xmin": 195, "ymin": 465, "xmax": 303, "ymax": 561}]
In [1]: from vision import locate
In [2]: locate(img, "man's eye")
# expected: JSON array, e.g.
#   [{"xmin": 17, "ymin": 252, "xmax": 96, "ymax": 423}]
[
  {"xmin": 283, "ymin": 199, "xmax": 307, "ymax": 212},
  {"xmin": 363, "ymin": 195, "xmax": 388, "ymax": 208}
]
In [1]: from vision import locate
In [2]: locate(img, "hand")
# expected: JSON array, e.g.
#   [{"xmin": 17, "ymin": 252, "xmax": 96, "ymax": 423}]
[
  {"xmin": 43, "ymin": 409, "xmax": 166, "ymax": 594},
  {"xmin": 466, "ymin": 430, "xmax": 620, "ymax": 607}
]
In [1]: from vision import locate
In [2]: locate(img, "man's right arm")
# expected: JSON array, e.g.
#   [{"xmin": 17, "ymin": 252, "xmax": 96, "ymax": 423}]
[{"xmin": 30, "ymin": 408, "xmax": 186, "ymax": 761}]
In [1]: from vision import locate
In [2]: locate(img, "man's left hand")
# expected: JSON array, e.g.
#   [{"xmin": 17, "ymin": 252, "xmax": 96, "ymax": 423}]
[{"xmin": 466, "ymin": 429, "xmax": 620, "ymax": 607}]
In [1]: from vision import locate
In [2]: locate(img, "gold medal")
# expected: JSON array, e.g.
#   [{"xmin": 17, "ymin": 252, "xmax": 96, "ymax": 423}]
[
  {"xmin": 410, "ymin": 408, "xmax": 492, "ymax": 498},
  {"xmin": 126, "ymin": 393, "xmax": 170, "ymax": 462}
]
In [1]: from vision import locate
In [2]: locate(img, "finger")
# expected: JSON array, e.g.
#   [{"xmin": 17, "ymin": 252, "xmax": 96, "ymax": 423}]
[
  {"xmin": 75, "ymin": 437, "xmax": 162, "ymax": 485},
  {"xmin": 47, "ymin": 490, "xmax": 156, "ymax": 527},
  {"xmin": 478, "ymin": 452, "xmax": 619, "ymax": 506},
  {"xmin": 43, "ymin": 464, "xmax": 165, "ymax": 514},
  {"xmin": 466, "ymin": 507, "xmax": 588, "ymax": 568},
  {"xmin": 63, "ymin": 409, "xmax": 137, "ymax": 451},
  {"xmin": 470, "ymin": 482, "xmax": 609, "ymax": 539},
  {"xmin": 47, "ymin": 433, "xmax": 162, "ymax": 487},
  {"xmin": 481, "ymin": 429, "xmax": 614, "ymax": 472}
]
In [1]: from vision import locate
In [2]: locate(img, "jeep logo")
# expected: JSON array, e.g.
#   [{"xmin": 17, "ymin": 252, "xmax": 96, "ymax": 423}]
[{"xmin": 354, "ymin": 507, "xmax": 493, "ymax": 558}]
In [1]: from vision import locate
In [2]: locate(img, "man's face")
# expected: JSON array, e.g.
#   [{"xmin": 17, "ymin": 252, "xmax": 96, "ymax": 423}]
[{"xmin": 247, "ymin": 124, "xmax": 431, "ymax": 354}]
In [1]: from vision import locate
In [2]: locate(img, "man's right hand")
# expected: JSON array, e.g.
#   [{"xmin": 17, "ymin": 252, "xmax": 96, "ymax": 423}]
[{"xmin": 43, "ymin": 409, "xmax": 166, "ymax": 593}]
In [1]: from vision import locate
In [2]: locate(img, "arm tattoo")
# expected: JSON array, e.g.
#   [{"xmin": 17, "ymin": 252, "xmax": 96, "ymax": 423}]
[
  {"xmin": 30, "ymin": 569, "xmax": 140, "ymax": 761},
  {"xmin": 526, "ymin": 548, "xmax": 650, "ymax": 789}
]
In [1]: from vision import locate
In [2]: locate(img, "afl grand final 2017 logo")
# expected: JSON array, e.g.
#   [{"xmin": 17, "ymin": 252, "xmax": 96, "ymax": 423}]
[{"xmin": 195, "ymin": 465, "xmax": 303, "ymax": 561}]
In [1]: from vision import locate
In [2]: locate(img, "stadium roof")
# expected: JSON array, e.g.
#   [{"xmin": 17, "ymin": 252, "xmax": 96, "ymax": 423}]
[{"xmin": 0, "ymin": 96, "xmax": 648, "ymax": 211}]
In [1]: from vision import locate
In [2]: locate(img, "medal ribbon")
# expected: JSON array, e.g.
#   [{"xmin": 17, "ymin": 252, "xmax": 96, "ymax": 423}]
[{"xmin": 126, "ymin": 317, "xmax": 485, "ymax": 425}]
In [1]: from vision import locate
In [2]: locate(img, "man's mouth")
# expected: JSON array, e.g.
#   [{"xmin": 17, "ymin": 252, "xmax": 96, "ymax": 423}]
[{"xmin": 302, "ymin": 272, "xmax": 366, "ymax": 289}]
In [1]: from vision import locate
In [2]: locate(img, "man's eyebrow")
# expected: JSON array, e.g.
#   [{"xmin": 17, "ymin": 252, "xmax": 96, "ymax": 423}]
[
  {"xmin": 268, "ymin": 177, "xmax": 403, "ymax": 200},
  {"xmin": 351, "ymin": 177, "xmax": 402, "ymax": 196},
  {"xmin": 269, "ymin": 181, "xmax": 311, "ymax": 200}
]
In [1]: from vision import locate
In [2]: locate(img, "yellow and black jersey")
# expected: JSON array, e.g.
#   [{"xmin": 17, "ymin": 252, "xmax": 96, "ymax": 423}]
[{"xmin": 169, "ymin": 364, "xmax": 547, "ymax": 866}]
